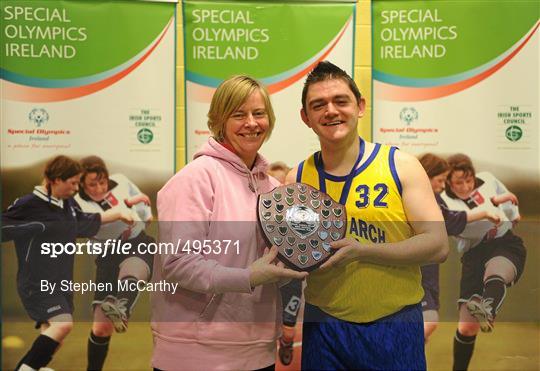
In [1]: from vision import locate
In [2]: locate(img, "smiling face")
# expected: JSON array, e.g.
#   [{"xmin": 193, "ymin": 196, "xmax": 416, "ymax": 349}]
[
  {"xmin": 223, "ymin": 90, "xmax": 269, "ymax": 168},
  {"xmin": 50, "ymin": 174, "xmax": 81, "ymax": 200},
  {"xmin": 301, "ymin": 79, "xmax": 365, "ymax": 145},
  {"xmin": 81, "ymin": 172, "xmax": 109, "ymax": 202},
  {"xmin": 448, "ymin": 170, "xmax": 476, "ymax": 199}
]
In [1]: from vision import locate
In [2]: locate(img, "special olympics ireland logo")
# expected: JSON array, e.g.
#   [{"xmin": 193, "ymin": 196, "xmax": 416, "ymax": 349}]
[
  {"xmin": 399, "ymin": 107, "xmax": 418, "ymax": 126},
  {"xmin": 28, "ymin": 108, "xmax": 49, "ymax": 127}
]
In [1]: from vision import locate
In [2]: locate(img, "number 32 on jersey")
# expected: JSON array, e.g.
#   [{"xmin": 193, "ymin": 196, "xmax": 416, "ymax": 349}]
[{"xmin": 355, "ymin": 183, "xmax": 389, "ymax": 208}]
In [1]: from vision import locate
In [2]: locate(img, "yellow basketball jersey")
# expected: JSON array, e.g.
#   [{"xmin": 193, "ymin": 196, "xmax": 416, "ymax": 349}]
[{"xmin": 297, "ymin": 141, "xmax": 423, "ymax": 322}]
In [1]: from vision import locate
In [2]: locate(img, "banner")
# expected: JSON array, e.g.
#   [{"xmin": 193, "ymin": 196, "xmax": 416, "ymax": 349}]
[
  {"xmin": 1, "ymin": 0, "xmax": 176, "ymax": 205},
  {"xmin": 184, "ymin": 1, "xmax": 356, "ymax": 166},
  {"xmin": 372, "ymin": 1, "xmax": 539, "ymax": 188}
]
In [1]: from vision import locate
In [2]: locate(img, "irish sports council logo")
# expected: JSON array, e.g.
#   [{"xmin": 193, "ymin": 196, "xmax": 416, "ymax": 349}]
[
  {"xmin": 137, "ymin": 128, "xmax": 154, "ymax": 144},
  {"xmin": 399, "ymin": 107, "xmax": 418, "ymax": 125},
  {"xmin": 505, "ymin": 126, "xmax": 522, "ymax": 142},
  {"xmin": 28, "ymin": 108, "xmax": 49, "ymax": 127}
]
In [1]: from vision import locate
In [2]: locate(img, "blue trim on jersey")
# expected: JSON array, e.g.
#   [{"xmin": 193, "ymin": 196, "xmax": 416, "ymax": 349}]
[
  {"xmin": 389, "ymin": 146, "xmax": 403, "ymax": 196},
  {"xmin": 313, "ymin": 139, "xmax": 365, "ymax": 205},
  {"xmin": 314, "ymin": 139, "xmax": 365, "ymax": 182},
  {"xmin": 296, "ymin": 161, "xmax": 305, "ymax": 183},
  {"xmin": 351, "ymin": 142, "xmax": 381, "ymax": 178},
  {"xmin": 340, "ymin": 177, "xmax": 355, "ymax": 205},
  {"xmin": 313, "ymin": 152, "xmax": 326, "ymax": 193}
]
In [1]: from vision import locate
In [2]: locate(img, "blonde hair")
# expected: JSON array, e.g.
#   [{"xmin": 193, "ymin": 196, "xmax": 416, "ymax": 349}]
[{"xmin": 207, "ymin": 75, "xmax": 275, "ymax": 142}]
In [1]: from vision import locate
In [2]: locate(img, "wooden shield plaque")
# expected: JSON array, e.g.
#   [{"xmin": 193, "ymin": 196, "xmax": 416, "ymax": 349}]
[{"xmin": 257, "ymin": 182, "xmax": 347, "ymax": 271}]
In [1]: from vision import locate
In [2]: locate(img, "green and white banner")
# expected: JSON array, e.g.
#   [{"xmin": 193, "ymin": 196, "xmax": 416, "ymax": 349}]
[
  {"xmin": 1, "ymin": 0, "xmax": 176, "ymax": 196},
  {"xmin": 372, "ymin": 1, "xmax": 539, "ymax": 184},
  {"xmin": 184, "ymin": 1, "xmax": 356, "ymax": 165}
]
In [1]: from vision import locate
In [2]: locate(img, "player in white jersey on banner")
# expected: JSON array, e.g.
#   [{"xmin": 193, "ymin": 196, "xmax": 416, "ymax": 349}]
[
  {"xmin": 2, "ymin": 155, "xmax": 132, "ymax": 371},
  {"xmin": 75, "ymin": 155, "xmax": 155, "ymax": 371},
  {"xmin": 441, "ymin": 154, "xmax": 526, "ymax": 371}
]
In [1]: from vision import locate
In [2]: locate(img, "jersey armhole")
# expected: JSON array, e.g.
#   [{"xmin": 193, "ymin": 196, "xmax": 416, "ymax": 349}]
[
  {"xmin": 389, "ymin": 147, "xmax": 403, "ymax": 196},
  {"xmin": 296, "ymin": 161, "xmax": 305, "ymax": 183}
]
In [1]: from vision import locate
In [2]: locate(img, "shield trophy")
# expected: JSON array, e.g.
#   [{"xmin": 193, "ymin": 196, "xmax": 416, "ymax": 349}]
[{"xmin": 257, "ymin": 183, "xmax": 347, "ymax": 271}]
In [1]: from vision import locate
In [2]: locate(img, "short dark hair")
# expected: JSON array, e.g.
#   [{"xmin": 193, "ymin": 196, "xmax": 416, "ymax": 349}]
[
  {"xmin": 418, "ymin": 153, "xmax": 449, "ymax": 179},
  {"xmin": 301, "ymin": 61, "xmax": 362, "ymax": 111},
  {"xmin": 44, "ymin": 155, "xmax": 82, "ymax": 181},
  {"xmin": 447, "ymin": 153, "xmax": 476, "ymax": 180},
  {"xmin": 80, "ymin": 155, "xmax": 109, "ymax": 183}
]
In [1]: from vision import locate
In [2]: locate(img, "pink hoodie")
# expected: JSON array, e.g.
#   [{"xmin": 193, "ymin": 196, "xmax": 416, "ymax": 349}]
[{"xmin": 152, "ymin": 138, "xmax": 281, "ymax": 370}]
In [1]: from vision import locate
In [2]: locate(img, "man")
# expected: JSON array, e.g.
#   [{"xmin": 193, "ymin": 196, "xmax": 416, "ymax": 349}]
[{"xmin": 286, "ymin": 61, "xmax": 448, "ymax": 370}]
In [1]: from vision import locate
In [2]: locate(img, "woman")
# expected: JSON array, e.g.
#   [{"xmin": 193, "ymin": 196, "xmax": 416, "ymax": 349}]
[
  {"xmin": 1, "ymin": 155, "xmax": 131, "ymax": 371},
  {"xmin": 441, "ymin": 154, "xmax": 525, "ymax": 370},
  {"xmin": 152, "ymin": 75, "xmax": 307, "ymax": 370},
  {"xmin": 75, "ymin": 155, "xmax": 155, "ymax": 371},
  {"xmin": 419, "ymin": 153, "xmax": 504, "ymax": 344}
]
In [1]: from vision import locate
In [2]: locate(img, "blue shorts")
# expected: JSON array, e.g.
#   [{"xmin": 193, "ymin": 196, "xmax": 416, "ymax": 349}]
[
  {"xmin": 421, "ymin": 264, "xmax": 440, "ymax": 311},
  {"xmin": 301, "ymin": 303, "xmax": 426, "ymax": 370}
]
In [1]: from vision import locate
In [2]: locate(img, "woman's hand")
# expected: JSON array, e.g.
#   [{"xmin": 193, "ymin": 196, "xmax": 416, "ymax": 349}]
[
  {"xmin": 125, "ymin": 193, "xmax": 151, "ymax": 207},
  {"xmin": 101, "ymin": 209, "xmax": 134, "ymax": 225},
  {"xmin": 485, "ymin": 211, "xmax": 501, "ymax": 225},
  {"xmin": 249, "ymin": 246, "xmax": 308, "ymax": 287},
  {"xmin": 118, "ymin": 210, "xmax": 135, "ymax": 225},
  {"xmin": 491, "ymin": 192, "xmax": 518, "ymax": 206}
]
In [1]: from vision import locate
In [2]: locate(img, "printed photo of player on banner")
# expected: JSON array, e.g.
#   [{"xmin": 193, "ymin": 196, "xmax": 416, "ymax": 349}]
[
  {"xmin": 183, "ymin": 1, "xmax": 356, "ymax": 165},
  {"xmin": 1, "ymin": 0, "xmax": 176, "ymax": 369},
  {"xmin": 373, "ymin": 1, "xmax": 539, "ymax": 369}
]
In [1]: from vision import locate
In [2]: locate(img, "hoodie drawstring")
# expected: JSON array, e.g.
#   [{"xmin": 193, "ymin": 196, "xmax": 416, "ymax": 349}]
[{"xmin": 247, "ymin": 171, "xmax": 259, "ymax": 194}]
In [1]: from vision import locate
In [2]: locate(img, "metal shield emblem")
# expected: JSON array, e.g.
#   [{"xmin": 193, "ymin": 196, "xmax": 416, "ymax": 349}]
[
  {"xmin": 257, "ymin": 182, "xmax": 347, "ymax": 271},
  {"xmin": 286, "ymin": 205, "xmax": 319, "ymax": 239}
]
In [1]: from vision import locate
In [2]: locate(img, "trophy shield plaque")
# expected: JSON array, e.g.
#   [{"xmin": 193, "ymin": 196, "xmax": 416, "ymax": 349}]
[{"xmin": 257, "ymin": 183, "xmax": 347, "ymax": 271}]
